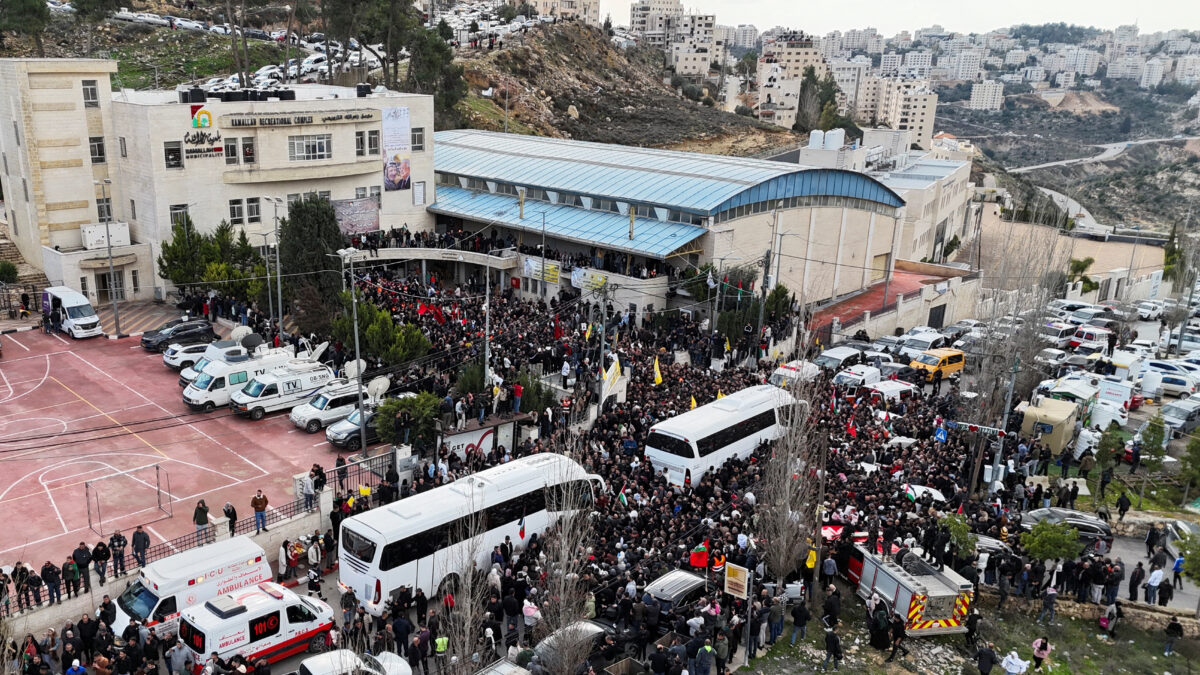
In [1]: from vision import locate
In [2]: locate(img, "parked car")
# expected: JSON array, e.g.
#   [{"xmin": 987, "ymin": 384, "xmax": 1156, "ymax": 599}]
[
  {"xmin": 134, "ymin": 12, "xmax": 169, "ymax": 25},
  {"xmin": 1137, "ymin": 301, "xmax": 1164, "ymax": 321},
  {"xmin": 1019, "ymin": 508, "xmax": 1113, "ymax": 554},
  {"xmin": 1035, "ymin": 348, "xmax": 1069, "ymax": 369},
  {"xmin": 140, "ymin": 319, "xmax": 216, "ymax": 352},
  {"xmin": 533, "ymin": 620, "xmax": 634, "ymax": 672},
  {"xmin": 878, "ymin": 362, "xmax": 925, "ymax": 385},
  {"xmin": 326, "ymin": 408, "xmax": 379, "ymax": 451},
  {"xmin": 870, "ymin": 335, "xmax": 905, "ymax": 353},
  {"xmin": 243, "ymin": 27, "xmax": 271, "ymax": 40},
  {"xmin": 641, "ymin": 570, "xmax": 707, "ymax": 633}
]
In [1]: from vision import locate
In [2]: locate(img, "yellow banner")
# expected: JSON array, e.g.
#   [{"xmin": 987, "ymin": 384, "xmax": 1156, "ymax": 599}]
[{"xmin": 724, "ymin": 563, "xmax": 749, "ymax": 599}]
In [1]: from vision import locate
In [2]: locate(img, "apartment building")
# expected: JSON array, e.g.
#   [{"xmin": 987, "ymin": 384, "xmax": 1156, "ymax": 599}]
[
  {"xmin": 0, "ymin": 58, "xmax": 436, "ymax": 302},
  {"xmin": 734, "ymin": 24, "xmax": 759, "ymax": 49},
  {"xmin": 1107, "ymin": 55, "xmax": 1146, "ymax": 80},
  {"xmin": 668, "ymin": 14, "xmax": 724, "ymax": 76},
  {"xmin": 1023, "ymin": 66, "xmax": 1046, "ymax": 82},
  {"xmin": 1141, "ymin": 58, "xmax": 1166, "ymax": 89},
  {"xmin": 755, "ymin": 63, "xmax": 802, "ymax": 129},
  {"xmin": 1004, "ymin": 49, "xmax": 1028, "ymax": 66},
  {"xmin": 628, "ymin": 0, "xmax": 682, "ymax": 43},
  {"xmin": 520, "ymin": 0, "xmax": 600, "ymax": 24},
  {"xmin": 1177, "ymin": 54, "xmax": 1200, "ymax": 85},
  {"xmin": 830, "ymin": 58, "xmax": 871, "ymax": 115},
  {"xmin": 1062, "ymin": 47, "xmax": 1101, "ymax": 76},
  {"xmin": 951, "ymin": 51, "xmax": 982, "ymax": 81},
  {"xmin": 968, "ymin": 80, "xmax": 1004, "ymax": 111},
  {"xmin": 758, "ymin": 32, "xmax": 829, "ymax": 82},
  {"xmin": 851, "ymin": 77, "xmax": 937, "ymax": 150},
  {"xmin": 879, "ymin": 52, "xmax": 901, "ymax": 75}
]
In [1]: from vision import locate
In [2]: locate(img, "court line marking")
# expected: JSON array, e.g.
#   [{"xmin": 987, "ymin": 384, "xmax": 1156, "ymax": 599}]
[
  {"xmin": 50, "ymin": 376, "xmax": 169, "ymax": 460},
  {"xmin": 51, "ymin": 333, "xmax": 69, "ymax": 345},
  {"xmin": 0, "ymin": 366, "xmax": 11, "ymax": 399},
  {"xmin": 0, "ymin": 355, "xmax": 50, "ymax": 408},
  {"xmin": 38, "ymin": 470, "xmax": 69, "ymax": 533},
  {"xmin": 67, "ymin": 350, "xmax": 268, "ymax": 475},
  {"xmin": 0, "ymin": 405, "xmax": 155, "ymax": 444},
  {"xmin": 4, "ymin": 334, "xmax": 30, "ymax": 352},
  {"xmin": 146, "ymin": 526, "xmax": 179, "ymax": 551},
  {"xmin": 0, "ymin": 348, "xmax": 73, "ymax": 364}
]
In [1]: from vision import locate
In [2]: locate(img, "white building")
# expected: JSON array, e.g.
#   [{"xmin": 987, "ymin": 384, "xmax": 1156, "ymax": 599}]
[
  {"xmin": 0, "ymin": 58, "xmax": 436, "ymax": 301},
  {"xmin": 904, "ymin": 51, "xmax": 933, "ymax": 70},
  {"xmin": 1141, "ymin": 58, "xmax": 1165, "ymax": 89},
  {"xmin": 1004, "ymin": 49, "xmax": 1028, "ymax": 66},
  {"xmin": 1022, "ymin": 66, "xmax": 1046, "ymax": 82},
  {"xmin": 879, "ymin": 52, "xmax": 901, "ymax": 75},
  {"xmin": 1055, "ymin": 71, "xmax": 1077, "ymax": 88},
  {"xmin": 830, "ymin": 58, "xmax": 871, "ymax": 114},
  {"xmin": 1063, "ymin": 47, "xmax": 1101, "ymax": 76},
  {"xmin": 952, "ymin": 50, "xmax": 982, "ymax": 81},
  {"xmin": 628, "ymin": 0, "xmax": 682, "ymax": 41},
  {"xmin": 669, "ymin": 14, "xmax": 723, "ymax": 76},
  {"xmin": 968, "ymin": 80, "xmax": 1004, "ymax": 111},
  {"xmin": 1107, "ymin": 55, "xmax": 1146, "ymax": 80},
  {"xmin": 733, "ymin": 24, "xmax": 759, "ymax": 49},
  {"xmin": 1178, "ymin": 54, "xmax": 1200, "ymax": 85}
]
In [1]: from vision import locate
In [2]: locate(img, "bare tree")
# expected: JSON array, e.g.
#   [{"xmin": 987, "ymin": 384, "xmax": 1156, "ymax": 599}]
[
  {"xmin": 529, "ymin": 444, "xmax": 601, "ymax": 675},
  {"xmin": 440, "ymin": 490, "xmax": 492, "ymax": 674}
]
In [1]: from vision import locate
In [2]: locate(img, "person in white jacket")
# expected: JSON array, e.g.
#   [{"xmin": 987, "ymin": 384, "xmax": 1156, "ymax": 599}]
[{"xmin": 1001, "ymin": 650, "xmax": 1030, "ymax": 674}]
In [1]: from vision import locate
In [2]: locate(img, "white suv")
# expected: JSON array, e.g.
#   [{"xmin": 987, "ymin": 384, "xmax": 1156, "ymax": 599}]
[
  {"xmin": 289, "ymin": 383, "xmax": 361, "ymax": 433},
  {"xmin": 162, "ymin": 342, "xmax": 211, "ymax": 371}
]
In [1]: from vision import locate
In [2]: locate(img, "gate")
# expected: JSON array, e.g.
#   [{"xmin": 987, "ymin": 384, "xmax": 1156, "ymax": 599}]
[{"xmin": 85, "ymin": 464, "xmax": 173, "ymax": 536}]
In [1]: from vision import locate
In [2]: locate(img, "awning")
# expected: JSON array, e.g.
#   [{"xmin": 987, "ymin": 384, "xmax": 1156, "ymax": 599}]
[
  {"xmin": 428, "ymin": 186, "xmax": 706, "ymax": 260},
  {"xmin": 79, "ymin": 253, "xmax": 137, "ymax": 269}
]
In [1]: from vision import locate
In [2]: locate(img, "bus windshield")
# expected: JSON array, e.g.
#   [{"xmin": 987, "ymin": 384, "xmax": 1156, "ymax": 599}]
[
  {"xmin": 645, "ymin": 431, "xmax": 695, "ymax": 459},
  {"xmin": 117, "ymin": 579, "xmax": 159, "ymax": 621},
  {"xmin": 341, "ymin": 526, "xmax": 378, "ymax": 563}
]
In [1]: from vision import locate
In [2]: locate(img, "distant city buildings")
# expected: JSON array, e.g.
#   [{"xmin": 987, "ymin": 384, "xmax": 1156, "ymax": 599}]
[
  {"xmin": 968, "ymin": 80, "xmax": 1004, "ymax": 110},
  {"xmin": 1141, "ymin": 58, "xmax": 1165, "ymax": 89},
  {"xmin": 733, "ymin": 24, "xmax": 759, "ymax": 49}
]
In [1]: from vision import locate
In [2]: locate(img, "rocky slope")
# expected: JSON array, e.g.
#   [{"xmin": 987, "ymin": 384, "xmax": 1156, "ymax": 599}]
[{"xmin": 455, "ymin": 22, "xmax": 796, "ymax": 155}]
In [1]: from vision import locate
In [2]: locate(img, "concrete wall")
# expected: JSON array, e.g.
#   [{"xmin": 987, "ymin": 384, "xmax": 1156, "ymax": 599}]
[
  {"xmin": 838, "ymin": 273, "xmax": 981, "ymax": 339},
  {"xmin": 3, "ymin": 490, "xmax": 334, "ymax": 640}
]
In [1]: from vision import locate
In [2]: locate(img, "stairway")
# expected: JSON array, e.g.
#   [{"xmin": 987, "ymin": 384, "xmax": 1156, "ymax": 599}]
[{"xmin": 0, "ymin": 226, "xmax": 51, "ymax": 290}]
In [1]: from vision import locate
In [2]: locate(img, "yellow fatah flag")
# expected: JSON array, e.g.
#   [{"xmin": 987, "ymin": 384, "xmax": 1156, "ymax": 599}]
[
  {"xmin": 725, "ymin": 337, "xmax": 731, "ymax": 353},
  {"xmin": 806, "ymin": 549, "xmax": 817, "ymax": 569},
  {"xmin": 585, "ymin": 323, "xmax": 592, "ymax": 340},
  {"xmin": 717, "ymin": 390, "xmax": 725, "ymax": 399},
  {"xmin": 653, "ymin": 356, "xmax": 663, "ymax": 385},
  {"xmin": 690, "ymin": 396, "xmax": 697, "ymax": 410},
  {"xmin": 359, "ymin": 485, "xmax": 371, "ymax": 497}
]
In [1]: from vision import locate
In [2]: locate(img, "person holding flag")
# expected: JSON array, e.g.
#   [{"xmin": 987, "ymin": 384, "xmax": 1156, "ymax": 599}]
[
  {"xmin": 690, "ymin": 539, "xmax": 709, "ymax": 568},
  {"xmin": 654, "ymin": 355, "xmax": 663, "ymax": 386}
]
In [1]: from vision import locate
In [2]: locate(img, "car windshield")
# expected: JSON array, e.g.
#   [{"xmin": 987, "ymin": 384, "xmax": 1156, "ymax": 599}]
[
  {"xmin": 832, "ymin": 372, "xmax": 859, "ymax": 385},
  {"xmin": 192, "ymin": 357, "xmax": 210, "ymax": 372},
  {"xmin": 1039, "ymin": 326, "xmax": 1062, "ymax": 336},
  {"xmin": 310, "ymin": 394, "xmax": 331, "ymax": 410},
  {"xmin": 1163, "ymin": 403, "xmax": 1192, "ymax": 418},
  {"xmin": 767, "ymin": 372, "xmax": 793, "ymax": 387},
  {"xmin": 66, "ymin": 304, "xmax": 95, "ymax": 319},
  {"xmin": 193, "ymin": 373, "xmax": 214, "ymax": 390},
  {"xmin": 243, "ymin": 380, "xmax": 266, "ymax": 397},
  {"xmin": 1037, "ymin": 349, "xmax": 1059, "ymax": 361},
  {"xmin": 117, "ymin": 580, "xmax": 159, "ymax": 621},
  {"xmin": 814, "ymin": 355, "xmax": 840, "ymax": 369},
  {"xmin": 913, "ymin": 353, "xmax": 940, "ymax": 366},
  {"xmin": 1033, "ymin": 509, "xmax": 1063, "ymax": 523}
]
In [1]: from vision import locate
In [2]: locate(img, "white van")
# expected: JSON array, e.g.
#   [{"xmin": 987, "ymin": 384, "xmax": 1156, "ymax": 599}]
[
  {"xmin": 179, "ymin": 582, "xmax": 334, "ymax": 669},
  {"xmin": 231, "ymin": 359, "xmax": 335, "ymax": 420},
  {"xmin": 899, "ymin": 332, "xmax": 946, "ymax": 361},
  {"xmin": 832, "ymin": 365, "xmax": 881, "ymax": 390},
  {"xmin": 290, "ymin": 381, "xmax": 363, "ymax": 433},
  {"xmin": 183, "ymin": 350, "xmax": 303, "ymax": 412},
  {"xmin": 813, "ymin": 347, "xmax": 863, "ymax": 371},
  {"xmin": 767, "ymin": 360, "xmax": 819, "ymax": 388},
  {"xmin": 42, "ymin": 286, "xmax": 102, "ymax": 338},
  {"xmin": 179, "ymin": 341, "xmax": 261, "ymax": 387},
  {"xmin": 1038, "ymin": 322, "xmax": 1075, "ymax": 349},
  {"xmin": 111, "ymin": 537, "xmax": 270, "ymax": 639}
]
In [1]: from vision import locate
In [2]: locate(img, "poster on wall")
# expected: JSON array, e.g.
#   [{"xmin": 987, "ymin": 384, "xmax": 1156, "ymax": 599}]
[
  {"xmin": 381, "ymin": 106, "xmax": 412, "ymax": 191},
  {"xmin": 331, "ymin": 197, "xmax": 380, "ymax": 234}
]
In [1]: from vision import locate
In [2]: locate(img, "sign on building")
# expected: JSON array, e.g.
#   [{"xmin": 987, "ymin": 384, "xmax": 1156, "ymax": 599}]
[
  {"xmin": 571, "ymin": 267, "xmax": 608, "ymax": 291},
  {"xmin": 524, "ymin": 258, "xmax": 560, "ymax": 284},
  {"xmin": 381, "ymin": 106, "xmax": 411, "ymax": 191},
  {"xmin": 331, "ymin": 197, "xmax": 380, "ymax": 234}
]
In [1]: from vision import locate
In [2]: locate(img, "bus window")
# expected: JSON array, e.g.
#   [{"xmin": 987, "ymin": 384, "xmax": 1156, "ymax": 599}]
[
  {"xmin": 646, "ymin": 431, "xmax": 695, "ymax": 458},
  {"xmin": 697, "ymin": 410, "xmax": 775, "ymax": 457},
  {"xmin": 341, "ymin": 527, "xmax": 378, "ymax": 563}
]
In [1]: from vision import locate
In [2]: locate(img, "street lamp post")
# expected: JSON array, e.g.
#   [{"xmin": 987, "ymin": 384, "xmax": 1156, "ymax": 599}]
[
  {"xmin": 332, "ymin": 247, "xmax": 367, "ymax": 451},
  {"xmin": 263, "ymin": 196, "xmax": 285, "ymax": 327},
  {"xmin": 94, "ymin": 179, "xmax": 122, "ymax": 336},
  {"xmin": 249, "ymin": 233, "xmax": 275, "ymax": 322}
]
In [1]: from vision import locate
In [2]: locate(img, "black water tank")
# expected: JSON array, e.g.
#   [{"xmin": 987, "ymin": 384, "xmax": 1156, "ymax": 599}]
[
  {"xmin": 356, "ymin": 83, "xmax": 371, "ymax": 98},
  {"xmin": 189, "ymin": 88, "xmax": 207, "ymax": 103},
  {"xmin": 276, "ymin": 89, "xmax": 297, "ymax": 101},
  {"xmin": 178, "ymin": 90, "xmax": 190, "ymax": 104},
  {"xmin": 227, "ymin": 89, "xmax": 248, "ymax": 102}
]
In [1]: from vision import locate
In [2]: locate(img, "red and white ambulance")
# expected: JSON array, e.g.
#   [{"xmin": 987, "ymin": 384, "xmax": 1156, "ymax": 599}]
[{"xmin": 178, "ymin": 582, "xmax": 334, "ymax": 671}]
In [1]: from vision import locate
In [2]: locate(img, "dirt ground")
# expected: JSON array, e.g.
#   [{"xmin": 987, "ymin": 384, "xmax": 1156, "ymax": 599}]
[{"xmin": 1053, "ymin": 91, "xmax": 1120, "ymax": 115}]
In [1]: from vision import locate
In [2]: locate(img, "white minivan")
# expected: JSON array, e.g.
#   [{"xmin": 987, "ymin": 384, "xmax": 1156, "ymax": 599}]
[
  {"xmin": 231, "ymin": 359, "xmax": 336, "ymax": 420},
  {"xmin": 42, "ymin": 286, "xmax": 102, "ymax": 338},
  {"xmin": 290, "ymin": 381, "xmax": 363, "ymax": 433},
  {"xmin": 110, "ymin": 537, "xmax": 270, "ymax": 639}
]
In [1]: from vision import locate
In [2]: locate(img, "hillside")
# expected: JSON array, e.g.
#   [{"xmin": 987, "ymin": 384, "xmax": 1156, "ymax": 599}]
[{"xmin": 454, "ymin": 23, "xmax": 796, "ymax": 155}]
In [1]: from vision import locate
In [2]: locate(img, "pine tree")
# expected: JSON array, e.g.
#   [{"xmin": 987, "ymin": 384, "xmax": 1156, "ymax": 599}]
[{"xmin": 0, "ymin": 0, "xmax": 51, "ymax": 57}]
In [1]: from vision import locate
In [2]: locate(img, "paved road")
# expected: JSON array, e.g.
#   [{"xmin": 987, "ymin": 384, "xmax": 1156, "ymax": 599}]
[
  {"xmin": 1008, "ymin": 136, "xmax": 1200, "ymax": 174},
  {"xmin": 1110, "ymin": 533, "xmax": 1199, "ymax": 614},
  {"xmin": 1037, "ymin": 186, "xmax": 1100, "ymax": 231}
]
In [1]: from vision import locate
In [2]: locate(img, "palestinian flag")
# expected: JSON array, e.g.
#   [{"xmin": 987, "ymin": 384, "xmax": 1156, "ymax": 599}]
[
  {"xmin": 586, "ymin": 323, "xmax": 592, "ymax": 340},
  {"xmin": 654, "ymin": 356, "xmax": 663, "ymax": 386},
  {"xmin": 717, "ymin": 390, "xmax": 725, "ymax": 399},
  {"xmin": 690, "ymin": 539, "xmax": 709, "ymax": 568},
  {"xmin": 519, "ymin": 516, "xmax": 526, "ymax": 540},
  {"xmin": 904, "ymin": 483, "xmax": 917, "ymax": 501},
  {"xmin": 617, "ymin": 483, "xmax": 629, "ymax": 507}
]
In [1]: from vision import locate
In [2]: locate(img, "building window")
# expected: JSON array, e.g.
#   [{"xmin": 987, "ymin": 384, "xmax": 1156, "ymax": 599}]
[
  {"xmin": 413, "ymin": 181, "xmax": 426, "ymax": 206},
  {"xmin": 129, "ymin": 199, "xmax": 136, "ymax": 220},
  {"xmin": 80, "ymin": 276, "xmax": 88, "ymax": 296},
  {"xmin": 225, "ymin": 138, "xmax": 240, "ymax": 165},
  {"xmin": 164, "ymin": 141, "xmax": 183, "ymax": 169},
  {"xmin": 89, "ymin": 136, "xmax": 106, "ymax": 164},
  {"xmin": 369, "ymin": 186, "xmax": 381, "ymax": 199},
  {"xmin": 368, "ymin": 130, "xmax": 380, "ymax": 155},
  {"xmin": 169, "ymin": 204, "xmax": 189, "ymax": 226},
  {"xmin": 131, "ymin": 270, "xmax": 140, "ymax": 295},
  {"xmin": 242, "ymin": 138, "xmax": 256, "ymax": 164},
  {"xmin": 355, "ymin": 187, "xmax": 367, "ymax": 199},
  {"xmin": 82, "ymin": 80, "xmax": 99, "ymax": 108},
  {"xmin": 97, "ymin": 197, "xmax": 112, "ymax": 223},
  {"xmin": 289, "ymin": 134, "xmax": 332, "ymax": 161},
  {"xmin": 2, "ymin": 152, "xmax": 7, "ymax": 173},
  {"xmin": 119, "ymin": 137, "xmax": 127, "ymax": 158},
  {"xmin": 246, "ymin": 197, "xmax": 261, "ymax": 223},
  {"xmin": 355, "ymin": 131, "xmax": 366, "ymax": 157},
  {"xmin": 286, "ymin": 193, "xmax": 301, "ymax": 205},
  {"xmin": 317, "ymin": 190, "xmax": 331, "ymax": 202},
  {"xmin": 411, "ymin": 127, "xmax": 425, "ymax": 151},
  {"xmin": 13, "ymin": 122, "xmax": 20, "ymax": 146},
  {"xmin": 22, "ymin": 178, "xmax": 28, "ymax": 202},
  {"xmin": 229, "ymin": 199, "xmax": 244, "ymax": 225}
]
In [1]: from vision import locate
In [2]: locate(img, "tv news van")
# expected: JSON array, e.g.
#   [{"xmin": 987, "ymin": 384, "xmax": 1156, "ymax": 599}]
[
  {"xmin": 111, "ymin": 537, "xmax": 270, "ymax": 638},
  {"xmin": 183, "ymin": 342, "xmax": 324, "ymax": 412},
  {"xmin": 179, "ymin": 582, "xmax": 334, "ymax": 671},
  {"xmin": 42, "ymin": 286, "xmax": 102, "ymax": 338},
  {"xmin": 230, "ymin": 358, "xmax": 335, "ymax": 421}
]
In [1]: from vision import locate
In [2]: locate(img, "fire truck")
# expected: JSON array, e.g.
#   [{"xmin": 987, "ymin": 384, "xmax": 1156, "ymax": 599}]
[{"xmin": 846, "ymin": 543, "xmax": 973, "ymax": 636}]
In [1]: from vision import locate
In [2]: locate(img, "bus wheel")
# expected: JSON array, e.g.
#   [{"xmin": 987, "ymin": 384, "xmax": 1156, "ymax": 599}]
[
  {"xmin": 308, "ymin": 632, "xmax": 329, "ymax": 653},
  {"xmin": 438, "ymin": 573, "xmax": 460, "ymax": 598}
]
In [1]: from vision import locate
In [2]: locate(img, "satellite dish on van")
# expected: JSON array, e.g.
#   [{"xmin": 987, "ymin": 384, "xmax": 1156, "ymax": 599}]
[
  {"xmin": 366, "ymin": 377, "xmax": 390, "ymax": 402},
  {"xmin": 344, "ymin": 359, "xmax": 367, "ymax": 380},
  {"xmin": 229, "ymin": 325, "xmax": 253, "ymax": 342},
  {"xmin": 240, "ymin": 333, "xmax": 265, "ymax": 351}
]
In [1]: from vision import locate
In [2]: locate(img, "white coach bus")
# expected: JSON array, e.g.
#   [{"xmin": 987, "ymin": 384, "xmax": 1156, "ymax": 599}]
[
  {"xmin": 338, "ymin": 454, "xmax": 604, "ymax": 615},
  {"xmin": 644, "ymin": 384, "xmax": 798, "ymax": 486}
]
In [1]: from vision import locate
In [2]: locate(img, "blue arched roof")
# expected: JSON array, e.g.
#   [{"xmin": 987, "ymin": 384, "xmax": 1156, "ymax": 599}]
[{"xmin": 713, "ymin": 168, "xmax": 905, "ymax": 213}]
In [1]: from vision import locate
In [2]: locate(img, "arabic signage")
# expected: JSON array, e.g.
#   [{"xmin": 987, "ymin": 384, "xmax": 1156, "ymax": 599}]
[
  {"xmin": 724, "ymin": 563, "xmax": 748, "ymax": 599},
  {"xmin": 524, "ymin": 258, "xmax": 560, "ymax": 284},
  {"xmin": 331, "ymin": 197, "xmax": 380, "ymax": 234},
  {"xmin": 571, "ymin": 267, "xmax": 607, "ymax": 291},
  {"xmin": 223, "ymin": 110, "xmax": 377, "ymax": 128}
]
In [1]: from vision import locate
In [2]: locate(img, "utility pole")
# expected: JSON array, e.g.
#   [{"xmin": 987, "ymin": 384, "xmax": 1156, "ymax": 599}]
[
  {"xmin": 754, "ymin": 248, "xmax": 772, "ymax": 365},
  {"xmin": 333, "ymin": 248, "xmax": 367, "ymax": 451},
  {"xmin": 989, "ymin": 359, "xmax": 1020, "ymax": 496}
]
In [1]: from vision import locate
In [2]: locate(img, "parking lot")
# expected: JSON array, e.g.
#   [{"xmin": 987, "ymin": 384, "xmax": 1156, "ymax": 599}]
[{"xmin": 0, "ymin": 330, "xmax": 379, "ymax": 566}]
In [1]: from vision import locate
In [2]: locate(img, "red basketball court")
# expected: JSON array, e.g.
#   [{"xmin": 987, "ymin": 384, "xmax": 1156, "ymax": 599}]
[{"xmin": 0, "ymin": 329, "xmax": 365, "ymax": 566}]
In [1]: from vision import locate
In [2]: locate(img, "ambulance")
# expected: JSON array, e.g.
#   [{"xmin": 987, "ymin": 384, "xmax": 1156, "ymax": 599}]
[
  {"xmin": 111, "ymin": 537, "xmax": 271, "ymax": 639},
  {"xmin": 845, "ymin": 543, "xmax": 973, "ymax": 637},
  {"xmin": 179, "ymin": 582, "xmax": 334, "ymax": 671}
]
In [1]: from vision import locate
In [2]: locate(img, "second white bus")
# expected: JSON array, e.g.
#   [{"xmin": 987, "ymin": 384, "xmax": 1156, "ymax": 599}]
[
  {"xmin": 644, "ymin": 384, "xmax": 797, "ymax": 486},
  {"xmin": 338, "ymin": 454, "xmax": 604, "ymax": 615}
]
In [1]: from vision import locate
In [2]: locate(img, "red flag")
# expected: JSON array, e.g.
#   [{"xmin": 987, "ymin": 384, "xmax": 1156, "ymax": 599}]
[
  {"xmin": 689, "ymin": 539, "xmax": 709, "ymax": 568},
  {"xmin": 519, "ymin": 516, "xmax": 526, "ymax": 540},
  {"xmin": 846, "ymin": 419, "xmax": 857, "ymax": 438},
  {"xmin": 431, "ymin": 306, "xmax": 446, "ymax": 324},
  {"xmin": 553, "ymin": 314, "xmax": 563, "ymax": 340},
  {"xmin": 417, "ymin": 303, "xmax": 429, "ymax": 315},
  {"xmin": 956, "ymin": 503, "xmax": 964, "ymax": 515}
]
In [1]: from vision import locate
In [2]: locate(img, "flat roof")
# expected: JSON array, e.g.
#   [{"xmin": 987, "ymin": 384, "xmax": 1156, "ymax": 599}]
[
  {"xmin": 428, "ymin": 186, "xmax": 706, "ymax": 259},
  {"xmin": 113, "ymin": 85, "xmax": 423, "ymax": 106},
  {"xmin": 434, "ymin": 129, "xmax": 905, "ymax": 216}
]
